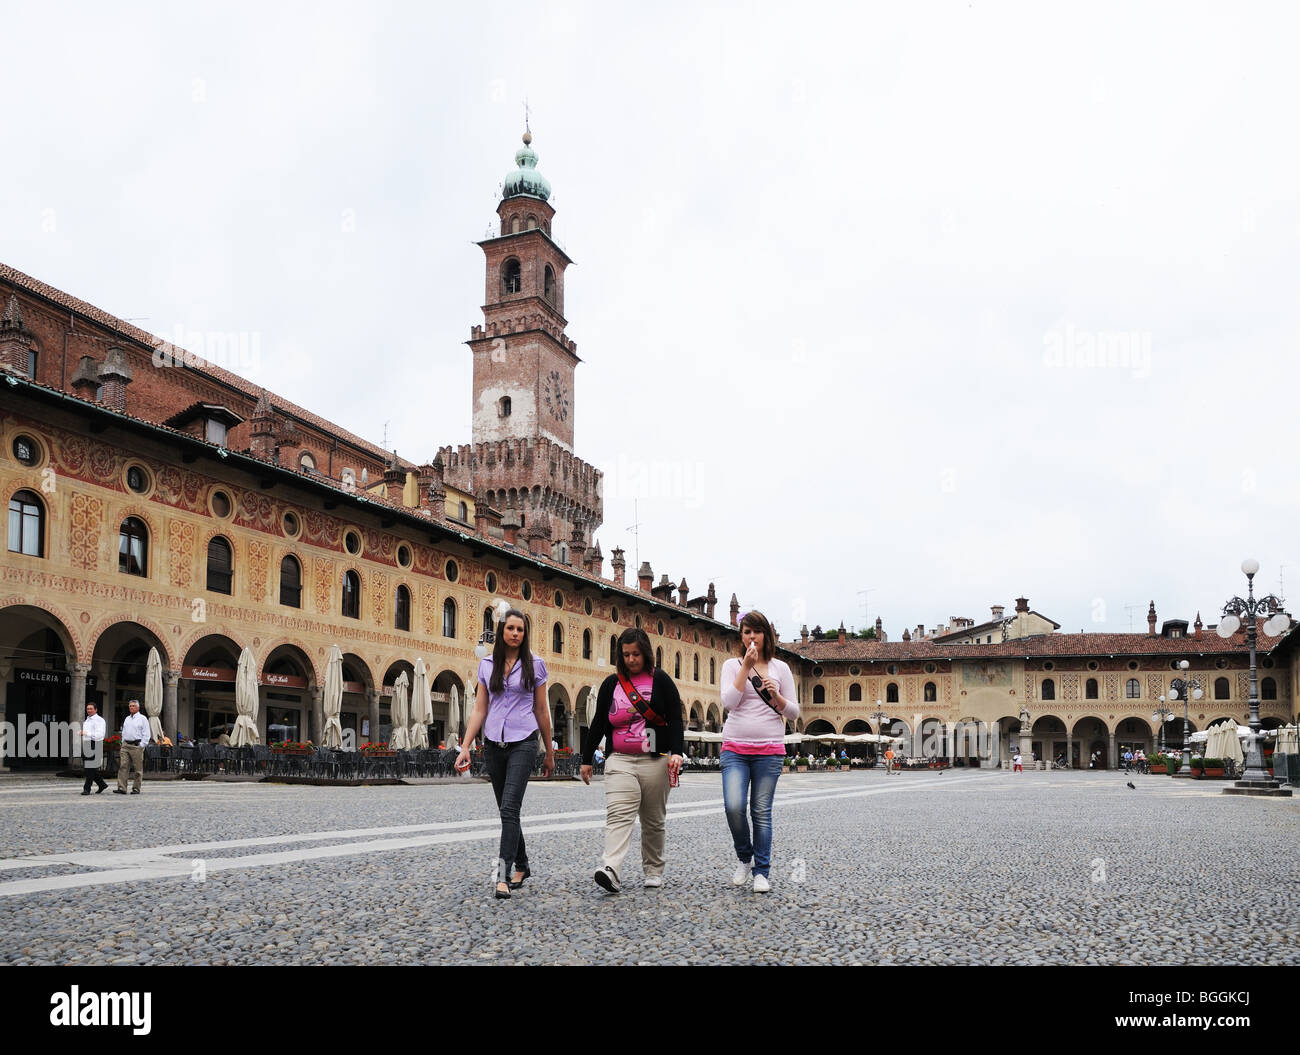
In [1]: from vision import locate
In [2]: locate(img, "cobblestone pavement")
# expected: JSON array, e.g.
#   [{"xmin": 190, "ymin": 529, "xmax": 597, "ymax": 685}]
[{"xmin": 0, "ymin": 769, "xmax": 1296, "ymax": 965}]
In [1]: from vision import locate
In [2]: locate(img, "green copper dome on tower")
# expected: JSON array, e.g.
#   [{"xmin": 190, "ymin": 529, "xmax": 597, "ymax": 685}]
[{"xmin": 502, "ymin": 129, "xmax": 552, "ymax": 202}]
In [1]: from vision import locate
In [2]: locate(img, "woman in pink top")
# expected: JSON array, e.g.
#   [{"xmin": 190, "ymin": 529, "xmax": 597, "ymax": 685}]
[{"xmin": 719, "ymin": 610, "xmax": 798, "ymax": 893}]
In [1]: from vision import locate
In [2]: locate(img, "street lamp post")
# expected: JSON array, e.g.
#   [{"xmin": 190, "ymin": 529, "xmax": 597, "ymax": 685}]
[
  {"xmin": 1169, "ymin": 661, "xmax": 1203, "ymax": 779},
  {"xmin": 871, "ymin": 699, "xmax": 889, "ymax": 770},
  {"xmin": 1152, "ymin": 696, "xmax": 1177, "ymax": 757},
  {"xmin": 1217, "ymin": 559, "xmax": 1291, "ymax": 787}
]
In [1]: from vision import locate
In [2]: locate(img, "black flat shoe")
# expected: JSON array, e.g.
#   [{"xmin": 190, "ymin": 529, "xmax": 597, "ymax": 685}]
[
  {"xmin": 80, "ymin": 791, "xmax": 90, "ymax": 796},
  {"xmin": 494, "ymin": 883, "xmax": 511, "ymax": 900},
  {"xmin": 508, "ymin": 866, "xmax": 531, "ymax": 890}
]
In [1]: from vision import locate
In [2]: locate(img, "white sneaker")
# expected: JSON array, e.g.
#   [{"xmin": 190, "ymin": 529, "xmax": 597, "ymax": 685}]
[
  {"xmin": 643, "ymin": 875, "xmax": 663, "ymax": 888},
  {"xmin": 753, "ymin": 873, "xmax": 771, "ymax": 893},
  {"xmin": 732, "ymin": 862, "xmax": 750, "ymax": 886}
]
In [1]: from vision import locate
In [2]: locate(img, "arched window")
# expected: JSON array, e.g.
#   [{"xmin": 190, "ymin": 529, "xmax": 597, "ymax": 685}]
[
  {"xmin": 1214, "ymin": 677, "xmax": 1230, "ymax": 700},
  {"xmin": 693, "ymin": 654, "xmax": 699, "ymax": 681},
  {"xmin": 7, "ymin": 490, "xmax": 44, "ymax": 557},
  {"xmin": 502, "ymin": 258, "xmax": 521, "ymax": 294},
  {"xmin": 1126, "ymin": 678, "xmax": 1141, "ymax": 699},
  {"xmin": 544, "ymin": 264, "xmax": 556, "ymax": 304},
  {"xmin": 483, "ymin": 607, "xmax": 495, "ymax": 636},
  {"xmin": 1085, "ymin": 678, "xmax": 1099, "ymax": 700},
  {"xmin": 813, "ymin": 685, "xmax": 826, "ymax": 704},
  {"xmin": 394, "ymin": 585, "xmax": 411, "ymax": 631},
  {"xmin": 442, "ymin": 598, "xmax": 457, "ymax": 638},
  {"xmin": 924, "ymin": 681, "xmax": 937, "ymax": 702},
  {"xmin": 279, "ymin": 555, "xmax": 301, "ymax": 608},
  {"xmin": 886, "ymin": 682, "xmax": 899, "ymax": 704},
  {"xmin": 342, "ymin": 570, "xmax": 361, "ymax": 619},
  {"xmin": 299, "ymin": 451, "xmax": 315, "ymax": 472},
  {"xmin": 655, "ymin": 646, "xmax": 663, "ymax": 669},
  {"xmin": 674, "ymin": 652, "xmax": 682, "ymax": 679},
  {"xmin": 849, "ymin": 683, "xmax": 862, "ymax": 702},
  {"xmin": 552, "ymin": 621, "xmax": 564, "ymax": 654},
  {"xmin": 1041, "ymin": 679, "xmax": 1055, "ymax": 701},
  {"xmin": 510, "ymin": 215, "xmax": 521, "ymax": 233},
  {"xmin": 610, "ymin": 635, "xmax": 618, "ymax": 666},
  {"xmin": 582, "ymin": 629, "xmax": 592, "ymax": 660},
  {"xmin": 499, "ymin": 396, "xmax": 512, "ymax": 418},
  {"xmin": 119, "ymin": 517, "xmax": 148, "ymax": 576},
  {"xmin": 206, "ymin": 536, "xmax": 232, "ymax": 594},
  {"xmin": 1262, "ymin": 677, "xmax": 1277, "ymax": 700},
  {"xmin": 709, "ymin": 658, "xmax": 716, "ymax": 684},
  {"xmin": 458, "ymin": 501, "xmax": 468, "ymax": 522}
]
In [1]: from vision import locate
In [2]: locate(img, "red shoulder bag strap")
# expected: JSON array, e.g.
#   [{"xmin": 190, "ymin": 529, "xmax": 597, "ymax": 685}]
[{"xmin": 616, "ymin": 674, "xmax": 666, "ymax": 726}]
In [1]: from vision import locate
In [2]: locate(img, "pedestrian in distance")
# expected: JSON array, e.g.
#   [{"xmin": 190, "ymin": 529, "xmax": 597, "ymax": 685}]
[
  {"xmin": 115, "ymin": 699, "xmax": 150, "ymax": 795},
  {"xmin": 581, "ymin": 627, "xmax": 684, "ymax": 893},
  {"xmin": 1013, "ymin": 751, "xmax": 1023, "ymax": 773},
  {"xmin": 719, "ymin": 610, "xmax": 799, "ymax": 894},
  {"xmin": 80, "ymin": 702, "xmax": 108, "ymax": 795},
  {"xmin": 456, "ymin": 608, "xmax": 554, "ymax": 900}
]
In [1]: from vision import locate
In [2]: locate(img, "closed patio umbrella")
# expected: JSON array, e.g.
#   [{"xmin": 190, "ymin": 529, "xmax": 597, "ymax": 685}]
[
  {"xmin": 390, "ymin": 670, "xmax": 410, "ymax": 750},
  {"xmin": 446, "ymin": 683, "xmax": 460, "ymax": 749},
  {"xmin": 586, "ymin": 684, "xmax": 599, "ymax": 725},
  {"xmin": 231, "ymin": 646, "xmax": 261, "ymax": 747},
  {"xmin": 322, "ymin": 644, "xmax": 344, "ymax": 749},
  {"xmin": 144, "ymin": 646, "xmax": 165, "ymax": 743},
  {"xmin": 410, "ymin": 658, "xmax": 431, "ymax": 749}
]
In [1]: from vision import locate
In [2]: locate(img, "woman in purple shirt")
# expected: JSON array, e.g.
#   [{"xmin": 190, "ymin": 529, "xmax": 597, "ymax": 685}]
[{"xmin": 456, "ymin": 609, "xmax": 555, "ymax": 899}]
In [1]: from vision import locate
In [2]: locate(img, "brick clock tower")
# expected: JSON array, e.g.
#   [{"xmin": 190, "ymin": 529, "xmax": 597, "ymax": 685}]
[{"xmin": 439, "ymin": 130, "xmax": 603, "ymax": 564}]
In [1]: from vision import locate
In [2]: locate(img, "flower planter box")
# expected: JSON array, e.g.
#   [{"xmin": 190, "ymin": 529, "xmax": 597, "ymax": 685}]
[
  {"xmin": 796, "ymin": 766, "xmax": 808, "ymax": 773},
  {"xmin": 1203, "ymin": 768, "xmax": 1225, "ymax": 778},
  {"xmin": 1149, "ymin": 765, "xmax": 1167, "ymax": 774}
]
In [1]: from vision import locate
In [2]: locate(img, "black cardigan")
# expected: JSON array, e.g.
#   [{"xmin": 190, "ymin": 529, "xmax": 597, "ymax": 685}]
[{"xmin": 581, "ymin": 668, "xmax": 685, "ymax": 764}]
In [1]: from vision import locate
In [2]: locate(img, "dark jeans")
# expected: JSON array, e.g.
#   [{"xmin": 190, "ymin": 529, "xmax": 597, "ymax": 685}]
[
  {"xmin": 82, "ymin": 766, "xmax": 107, "ymax": 793},
  {"xmin": 483, "ymin": 733, "xmax": 538, "ymax": 880}
]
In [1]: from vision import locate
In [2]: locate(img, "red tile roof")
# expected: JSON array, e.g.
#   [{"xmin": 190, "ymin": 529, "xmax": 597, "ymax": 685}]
[{"xmin": 0, "ymin": 261, "xmax": 402, "ymax": 465}]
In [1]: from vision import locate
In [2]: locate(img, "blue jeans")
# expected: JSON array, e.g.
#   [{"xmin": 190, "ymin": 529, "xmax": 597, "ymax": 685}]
[
  {"xmin": 721, "ymin": 751, "xmax": 785, "ymax": 878},
  {"xmin": 483, "ymin": 733, "xmax": 538, "ymax": 880}
]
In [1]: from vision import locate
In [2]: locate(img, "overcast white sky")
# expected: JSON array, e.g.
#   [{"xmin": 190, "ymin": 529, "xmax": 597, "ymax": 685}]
[{"xmin": 6, "ymin": 1, "xmax": 1300, "ymax": 641}]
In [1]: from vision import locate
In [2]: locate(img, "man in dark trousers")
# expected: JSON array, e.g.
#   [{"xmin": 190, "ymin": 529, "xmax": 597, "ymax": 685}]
[{"xmin": 80, "ymin": 702, "xmax": 108, "ymax": 795}]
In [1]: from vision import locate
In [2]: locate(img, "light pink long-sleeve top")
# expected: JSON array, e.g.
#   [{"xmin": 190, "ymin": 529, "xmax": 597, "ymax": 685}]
[{"xmin": 719, "ymin": 656, "xmax": 800, "ymax": 747}]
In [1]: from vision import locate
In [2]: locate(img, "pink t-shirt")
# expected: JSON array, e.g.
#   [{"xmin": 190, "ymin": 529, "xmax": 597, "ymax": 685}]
[{"xmin": 609, "ymin": 673, "xmax": 656, "ymax": 754}]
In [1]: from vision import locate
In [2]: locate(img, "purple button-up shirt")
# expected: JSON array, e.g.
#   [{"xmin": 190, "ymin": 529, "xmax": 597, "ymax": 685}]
[{"xmin": 479, "ymin": 655, "xmax": 547, "ymax": 744}]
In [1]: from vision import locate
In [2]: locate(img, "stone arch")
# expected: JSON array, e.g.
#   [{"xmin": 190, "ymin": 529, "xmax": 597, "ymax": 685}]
[
  {"xmin": 1072, "ymin": 714, "xmax": 1110, "ymax": 769},
  {"xmin": 86, "ymin": 614, "xmax": 176, "ymax": 671},
  {"xmin": 548, "ymin": 681, "xmax": 573, "ymax": 749},
  {"xmin": 1, "ymin": 597, "xmax": 84, "ymax": 662},
  {"xmin": 705, "ymin": 702, "xmax": 721, "ymax": 731},
  {"xmin": 261, "ymin": 640, "xmax": 318, "ymax": 687},
  {"xmin": 805, "ymin": 718, "xmax": 837, "ymax": 734}
]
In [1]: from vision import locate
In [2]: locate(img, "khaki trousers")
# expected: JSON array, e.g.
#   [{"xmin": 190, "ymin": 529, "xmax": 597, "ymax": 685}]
[
  {"xmin": 602, "ymin": 753, "xmax": 670, "ymax": 882},
  {"xmin": 117, "ymin": 744, "xmax": 145, "ymax": 792}
]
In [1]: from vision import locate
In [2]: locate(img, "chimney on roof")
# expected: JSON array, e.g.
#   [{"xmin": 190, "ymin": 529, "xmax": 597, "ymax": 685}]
[
  {"xmin": 638, "ymin": 562, "xmax": 653, "ymax": 593},
  {"xmin": 1194, "ymin": 611, "xmax": 1203, "ymax": 639},
  {"xmin": 875, "ymin": 615, "xmax": 884, "ymax": 642},
  {"xmin": 902, "ymin": 628, "xmax": 912, "ymax": 642},
  {"xmin": 584, "ymin": 540, "xmax": 603, "ymax": 577},
  {"xmin": 474, "ymin": 492, "xmax": 502, "ymax": 537},
  {"xmin": 838, "ymin": 622, "xmax": 846, "ymax": 645},
  {"xmin": 1147, "ymin": 600, "xmax": 1157, "ymax": 636},
  {"xmin": 730, "ymin": 594, "xmax": 740, "ymax": 627},
  {"xmin": 0, "ymin": 295, "xmax": 34, "ymax": 377},
  {"xmin": 915, "ymin": 624, "xmax": 925, "ymax": 640},
  {"xmin": 96, "ymin": 346, "xmax": 134, "ymax": 414},
  {"xmin": 70, "ymin": 355, "xmax": 99, "ymax": 401},
  {"xmin": 1014, "ymin": 597, "xmax": 1029, "ymax": 614},
  {"xmin": 382, "ymin": 465, "xmax": 406, "ymax": 505},
  {"xmin": 801, "ymin": 624, "xmax": 809, "ymax": 645},
  {"xmin": 991, "ymin": 605, "xmax": 1005, "ymax": 620},
  {"xmin": 525, "ymin": 512, "xmax": 552, "ymax": 556},
  {"xmin": 250, "ymin": 390, "xmax": 278, "ymax": 462},
  {"xmin": 678, "ymin": 578, "xmax": 689, "ymax": 606},
  {"xmin": 500, "ymin": 508, "xmax": 522, "ymax": 546},
  {"xmin": 611, "ymin": 548, "xmax": 626, "ymax": 586},
  {"xmin": 418, "ymin": 458, "xmax": 446, "ymax": 514},
  {"xmin": 706, "ymin": 582, "xmax": 717, "ymax": 619}
]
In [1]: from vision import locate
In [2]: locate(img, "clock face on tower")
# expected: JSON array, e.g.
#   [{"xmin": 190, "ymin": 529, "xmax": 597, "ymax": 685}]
[{"xmin": 542, "ymin": 369, "xmax": 570, "ymax": 423}]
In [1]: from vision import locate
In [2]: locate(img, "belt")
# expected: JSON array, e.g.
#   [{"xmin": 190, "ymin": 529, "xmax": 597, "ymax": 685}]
[{"xmin": 125, "ymin": 740, "xmax": 141, "ymax": 746}]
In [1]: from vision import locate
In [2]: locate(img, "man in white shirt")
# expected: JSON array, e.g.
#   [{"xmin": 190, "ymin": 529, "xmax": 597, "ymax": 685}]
[
  {"xmin": 115, "ymin": 699, "xmax": 151, "ymax": 795},
  {"xmin": 80, "ymin": 702, "xmax": 108, "ymax": 795}
]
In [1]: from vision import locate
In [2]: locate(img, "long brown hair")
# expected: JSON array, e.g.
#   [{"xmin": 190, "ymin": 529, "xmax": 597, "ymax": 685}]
[
  {"xmin": 739, "ymin": 609, "xmax": 777, "ymax": 662},
  {"xmin": 489, "ymin": 608, "xmax": 537, "ymax": 694}
]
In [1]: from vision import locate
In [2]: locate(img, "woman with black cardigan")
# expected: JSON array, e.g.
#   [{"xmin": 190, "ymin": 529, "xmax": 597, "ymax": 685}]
[{"xmin": 581, "ymin": 627, "xmax": 684, "ymax": 893}]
